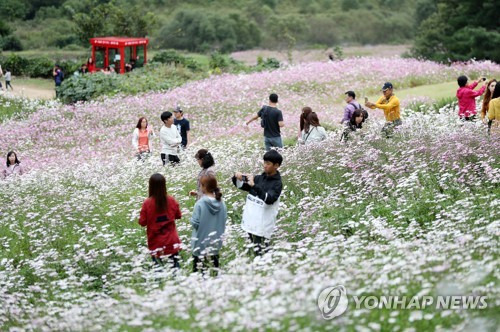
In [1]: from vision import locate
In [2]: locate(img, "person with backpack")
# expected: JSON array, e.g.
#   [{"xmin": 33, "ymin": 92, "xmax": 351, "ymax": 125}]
[
  {"xmin": 340, "ymin": 91, "xmax": 368, "ymax": 124},
  {"xmin": 246, "ymin": 93, "xmax": 285, "ymax": 151}
]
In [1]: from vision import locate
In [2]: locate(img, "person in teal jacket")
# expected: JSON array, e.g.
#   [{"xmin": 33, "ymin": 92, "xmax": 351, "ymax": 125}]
[{"xmin": 191, "ymin": 175, "xmax": 227, "ymax": 275}]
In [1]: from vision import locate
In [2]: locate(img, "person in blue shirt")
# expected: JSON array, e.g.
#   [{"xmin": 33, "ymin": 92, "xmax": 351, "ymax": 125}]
[
  {"xmin": 191, "ymin": 175, "xmax": 227, "ymax": 275},
  {"xmin": 52, "ymin": 64, "xmax": 64, "ymax": 97},
  {"xmin": 173, "ymin": 106, "xmax": 190, "ymax": 148}
]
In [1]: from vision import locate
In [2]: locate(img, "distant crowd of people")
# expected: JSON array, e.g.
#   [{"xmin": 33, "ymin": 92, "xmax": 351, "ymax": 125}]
[{"xmin": 4, "ymin": 75, "xmax": 499, "ymax": 275}]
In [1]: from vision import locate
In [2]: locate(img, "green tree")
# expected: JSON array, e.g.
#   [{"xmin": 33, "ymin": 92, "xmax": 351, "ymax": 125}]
[
  {"xmin": 159, "ymin": 9, "xmax": 260, "ymax": 53},
  {"xmin": 73, "ymin": 3, "xmax": 156, "ymax": 45},
  {"xmin": 412, "ymin": 0, "xmax": 500, "ymax": 62}
]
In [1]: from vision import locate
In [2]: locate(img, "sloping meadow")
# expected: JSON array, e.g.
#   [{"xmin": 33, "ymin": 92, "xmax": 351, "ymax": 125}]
[{"xmin": 0, "ymin": 58, "xmax": 499, "ymax": 331}]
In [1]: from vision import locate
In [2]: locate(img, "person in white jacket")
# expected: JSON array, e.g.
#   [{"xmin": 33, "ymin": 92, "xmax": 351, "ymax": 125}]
[
  {"xmin": 132, "ymin": 117, "xmax": 154, "ymax": 160},
  {"xmin": 299, "ymin": 111, "xmax": 327, "ymax": 145},
  {"xmin": 160, "ymin": 111, "xmax": 182, "ymax": 165}
]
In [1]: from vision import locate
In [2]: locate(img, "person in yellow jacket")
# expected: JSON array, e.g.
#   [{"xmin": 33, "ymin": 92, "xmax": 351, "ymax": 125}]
[
  {"xmin": 487, "ymin": 84, "xmax": 500, "ymax": 134},
  {"xmin": 365, "ymin": 82, "xmax": 402, "ymax": 137}
]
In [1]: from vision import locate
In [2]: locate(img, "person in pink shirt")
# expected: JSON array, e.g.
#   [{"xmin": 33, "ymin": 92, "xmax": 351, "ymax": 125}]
[
  {"xmin": 456, "ymin": 75, "xmax": 487, "ymax": 121},
  {"xmin": 2, "ymin": 151, "xmax": 24, "ymax": 179}
]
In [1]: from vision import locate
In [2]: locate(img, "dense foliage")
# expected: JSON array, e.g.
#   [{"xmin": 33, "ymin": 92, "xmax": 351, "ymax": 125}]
[
  {"xmin": 3, "ymin": 0, "xmax": 418, "ymax": 52},
  {"xmin": 411, "ymin": 0, "xmax": 500, "ymax": 62}
]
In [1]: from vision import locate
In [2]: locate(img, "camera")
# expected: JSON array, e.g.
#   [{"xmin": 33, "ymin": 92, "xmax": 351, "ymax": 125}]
[
  {"xmin": 242, "ymin": 175, "xmax": 248, "ymax": 182},
  {"xmin": 482, "ymin": 77, "xmax": 487, "ymax": 81}
]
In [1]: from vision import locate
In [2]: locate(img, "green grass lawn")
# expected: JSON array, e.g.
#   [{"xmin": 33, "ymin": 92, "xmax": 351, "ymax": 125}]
[
  {"xmin": 366, "ymin": 81, "xmax": 458, "ymax": 102},
  {"xmin": 12, "ymin": 77, "xmax": 54, "ymax": 90}
]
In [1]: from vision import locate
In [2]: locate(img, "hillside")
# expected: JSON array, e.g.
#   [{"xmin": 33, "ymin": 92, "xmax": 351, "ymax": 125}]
[{"xmin": 1, "ymin": 0, "xmax": 418, "ymax": 52}]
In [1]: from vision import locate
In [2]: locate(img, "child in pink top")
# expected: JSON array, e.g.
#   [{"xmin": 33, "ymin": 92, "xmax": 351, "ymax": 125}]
[{"xmin": 456, "ymin": 75, "xmax": 486, "ymax": 120}]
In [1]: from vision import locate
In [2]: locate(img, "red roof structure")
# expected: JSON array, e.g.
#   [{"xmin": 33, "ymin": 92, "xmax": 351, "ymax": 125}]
[{"xmin": 89, "ymin": 37, "xmax": 149, "ymax": 74}]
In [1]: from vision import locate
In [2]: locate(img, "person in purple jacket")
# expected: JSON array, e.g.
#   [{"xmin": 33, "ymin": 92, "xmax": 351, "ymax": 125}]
[{"xmin": 340, "ymin": 91, "xmax": 362, "ymax": 124}]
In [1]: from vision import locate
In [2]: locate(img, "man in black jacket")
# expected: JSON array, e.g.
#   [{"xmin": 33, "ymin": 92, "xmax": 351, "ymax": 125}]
[{"xmin": 232, "ymin": 150, "xmax": 283, "ymax": 256}]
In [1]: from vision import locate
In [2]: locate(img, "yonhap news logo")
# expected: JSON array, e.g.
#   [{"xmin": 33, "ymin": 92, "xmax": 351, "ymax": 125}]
[
  {"xmin": 317, "ymin": 285, "xmax": 349, "ymax": 320},
  {"xmin": 317, "ymin": 285, "xmax": 488, "ymax": 320}
]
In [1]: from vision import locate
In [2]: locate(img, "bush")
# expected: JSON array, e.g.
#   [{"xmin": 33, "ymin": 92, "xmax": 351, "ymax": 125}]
[
  {"xmin": 0, "ymin": 35, "xmax": 23, "ymax": 51},
  {"xmin": 256, "ymin": 57, "xmax": 280, "ymax": 70},
  {"xmin": 58, "ymin": 63, "xmax": 206, "ymax": 104},
  {"xmin": 0, "ymin": 54, "xmax": 80, "ymax": 78},
  {"xmin": 158, "ymin": 9, "xmax": 260, "ymax": 53},
  {"xmin": 152, "ymin": 50, "xmax": 202, "ymax": 71}
]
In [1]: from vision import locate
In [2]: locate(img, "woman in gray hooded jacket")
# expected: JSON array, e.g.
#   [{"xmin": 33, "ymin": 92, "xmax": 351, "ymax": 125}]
[{"xmin": 191, "ymin": 175, "xmax": 227, "ymax": 274}]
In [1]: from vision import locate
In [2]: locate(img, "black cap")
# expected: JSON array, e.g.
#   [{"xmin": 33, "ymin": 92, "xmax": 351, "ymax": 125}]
[
  {"xmin": 173, "ymin": 106, "xmax": 182, "ymax": 113},
  {"xmin": 381, "ymin": 82, "xmax": 393, "ymax": 91}
]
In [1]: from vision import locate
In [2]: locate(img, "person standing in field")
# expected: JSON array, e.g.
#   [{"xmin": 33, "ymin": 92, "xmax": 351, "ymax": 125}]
[
  {"xmin": 173, "ymin": 106, "xmax": 190, "ymax": 149},
  {"xmin": 189, "ymin": 149, "xmax": 216, "ymax": 201},
  {"xmin": 159, "ymin": 111, "xmax": 182, "ymax": 165},
  {"xmin": 4, "ymin": 68, "xmax": 13, "ymax": 91},
  {"xmin": 480, "ymin": 79, "xmax": 497, "ymax": 124},
  {"xmin": 190, "ymin": 175, "xmax": 227, "ymax": 275},
  {"xmin": 232, "ymin": 150, "xmax": 283, "ymax": 256},
  {"xmin": 139, "ymin": 173, "xmax": 182, "ymax": 269},
  {"xmin": 487, "ymin": 83, "xmax": 500, "ymax": 134},
  {"xmin": 365, "ymin": 82, "xmax": 401, "ymax": 138},
  {"xmin": 341, "ymin": 91, "xmax": 363, "ymax": 124},
  {"xmin": 53, "ymin": 64, "xmax": 64, "ymax": 97},
  {"xmin": 132, "ymin": 117, "xmax": 154, "ymax": 161},
  {"xmin": 246, "ymin": 93, "xmax": 285, "ymax": 151},
  {"xmin": 0, "ymin": 65, "xmax": 3, "ymax": 91},
  {"xmin": 456, "ymin": 75, "xmax": 486, "ymax": 121},
  {"xmin": 299, "ymin": 111, "xmax": 327, "ymax": 145}
]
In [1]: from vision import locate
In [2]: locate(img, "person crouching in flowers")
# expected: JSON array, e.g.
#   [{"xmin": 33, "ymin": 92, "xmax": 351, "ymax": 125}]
[
  {"xmin": 132, "ymin": 117, "xmax": 154, "ymax": 161},
  {"xmin": 232, "ymin": 150, "xmax": 283, "ymax": 256},
  {"xmin": 2, "ymin": 151, "xmax": 24, "ymax": 179},
  {"xmin": 340, "ymin": 109, "xmax": 365, "ymax": 142},
  {"xmin": 487, "ymin": 83, "xmax": 500, "ymax": 134},
  {"xmin": 139, "ymin": 173, "xmax": 182, "ymax": 268},
  {"xmin": 191, "ymin": 175, "xmax": 227, "ymax": 275}
]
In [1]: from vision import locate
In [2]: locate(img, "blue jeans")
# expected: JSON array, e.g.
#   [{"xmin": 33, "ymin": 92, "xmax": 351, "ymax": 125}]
[{"xmin": 264, "ymin": 136, "xmax": 283, "ymax": 151}]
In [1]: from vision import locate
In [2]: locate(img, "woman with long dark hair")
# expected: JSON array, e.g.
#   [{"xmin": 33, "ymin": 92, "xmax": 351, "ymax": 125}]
[
  {"xmin": 189, "ymin": 149, "xmax": 216, "ymax": 200},
  {"xmin": 132, "ymin": 117, "xmax": 154, "ymax": 160},
  {"xmin": 340, "ymin": 109, "xmax": 366, "ymax": 142},
  {"xmin": 299, "ymin": 106, "xmax": 313, "ymax": 137},
  {"xmin": 2, "ymin": 151, "xmax": 24, "ymax": 179},
  {"xmin": 487, "ymin": 83, "xmax": 500, "ymax": 133},
  {"xmin": 481, "ymin": 79, "xmax": 497, "ymax": 123},
  {"xmin": 139, "ymin": 173, "xmax": 182, "ymax": 268},
  {"xmin": 191, "ymin": 175, "xmax": 227, "ymax": 275},
  {"xmin": 299, "ymin": 111, "xmax": 327, "ymax": 145},
  {"xmin": 86, "ymin": 57, "xmax": 96, "ymax": 73}
]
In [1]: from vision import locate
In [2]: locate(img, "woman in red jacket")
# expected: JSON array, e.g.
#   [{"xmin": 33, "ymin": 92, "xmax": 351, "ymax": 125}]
[{"xmin": 139, "ymin": 173, "xmax": 182, "ymax": 268}]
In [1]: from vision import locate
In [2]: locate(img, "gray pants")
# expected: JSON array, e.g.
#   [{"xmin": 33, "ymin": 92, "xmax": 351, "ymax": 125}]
[
  {"xmin": 264, "ymin": 136, "xmax": 283, "ymax": 151},
  {"xmin": 382, "ymin": 119, "xmax": 402, "ymax": 138}
]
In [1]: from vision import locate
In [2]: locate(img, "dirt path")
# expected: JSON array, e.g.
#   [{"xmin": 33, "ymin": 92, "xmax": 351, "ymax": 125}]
[{"xmin": 1, "ymin": 84, "xmax": 55, "ymax": 100}]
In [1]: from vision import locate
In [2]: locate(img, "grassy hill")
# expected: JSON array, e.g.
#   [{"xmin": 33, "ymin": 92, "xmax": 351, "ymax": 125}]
[{"xmin": 1, "ymin": 0, "xmax": 418, "ymax": 53}]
